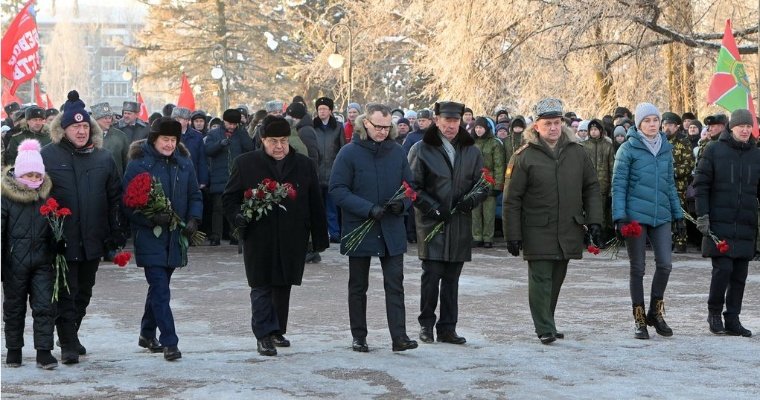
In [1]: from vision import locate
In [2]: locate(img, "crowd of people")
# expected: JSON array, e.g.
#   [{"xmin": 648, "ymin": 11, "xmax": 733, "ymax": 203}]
[{"xmin": 1, "ymin": 90, "xmax": 758, "ymax": 370}]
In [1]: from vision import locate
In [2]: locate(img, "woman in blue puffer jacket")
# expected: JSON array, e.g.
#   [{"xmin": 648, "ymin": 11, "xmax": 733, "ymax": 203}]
[{"xmin": 611, "ymin": 103, "xmax": 685, "ymax": 340}]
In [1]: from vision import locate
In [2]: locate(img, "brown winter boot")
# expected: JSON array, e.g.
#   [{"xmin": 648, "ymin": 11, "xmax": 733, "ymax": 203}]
[
  {"xmin": 646, "ymin": 298, "xmax": 673, "ymax": 337},
  {"xmin": 633, "ymin": 304, "xmax": 649, "ymax": 339}
]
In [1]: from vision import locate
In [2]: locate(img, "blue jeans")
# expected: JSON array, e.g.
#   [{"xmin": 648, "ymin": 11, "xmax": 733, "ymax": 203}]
[
  {"xmin": 625, "ymin": 223, "xmax": 672, "ymax": 305},
  {"xmin": 141, "ymin": 267, "xmax": 178, "ymax": 347},
  {"xmin": 322, "ymin": 186, "xmax": 340, "ymax": 239}
]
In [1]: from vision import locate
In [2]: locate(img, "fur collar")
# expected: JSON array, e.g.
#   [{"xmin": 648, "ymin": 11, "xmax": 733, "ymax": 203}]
[
  {"xmin": 1, "ymin": 166, "xmax": 52, "ymax": 203},
  {"xmin": 422, "ymin": 123, "xmax": 474, "ymax": 147},
  {"xmin": 127, "ymin": 139, "xmax": 191, "ymax": 160},
  {"xmin": 48, "ymin": 112, "xmax": 104, "ymax": 149},
  {"xmin": 352, "ymin": 114, "xmax": 398, "ymax": 141},
  {"xmin": 313, "ymin": 114, "xmax": 338, "ymax": 130}
]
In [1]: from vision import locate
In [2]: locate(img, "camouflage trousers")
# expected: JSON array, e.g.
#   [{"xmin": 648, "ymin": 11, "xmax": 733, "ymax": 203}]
[
  {"xmin": 674, "ymin": 191, "xmax": 688, "ymax": 247},
  {"xmin": 472, "ymin": 195, "xmax": 497, "ymax": 243}
]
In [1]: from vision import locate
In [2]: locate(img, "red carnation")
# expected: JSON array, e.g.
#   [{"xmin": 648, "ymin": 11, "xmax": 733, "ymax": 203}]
[
  {"xmin": 55, "ymin": 207, "xmax": 72, "ymax": 217},
  {"xmin": 40, "ymin": 204, "xmax": 51, "ymax": 216},
  {"xmin": 113, "ymin": 251, "xmax": 132, "ymax": 267},
  {"xmin": 587, "ymin": 245, "xmax": 600, "ymax": 255},
  {"xmin": 716, "ymin": 240, "xmax": 730, "ymax": 254},
  {"xmin": 621, "ymin": 220, "xmax": 642, "ymax": 238},
  {"xmin": 45, "ymin": 197, "xmax": 59, "ymax": 211},
  {"xmin": 481, "ymin": 168, "xmax": 496, "ymax": 186},
  {"xmin": 244, "ymin": 188, "xmax": 254, "ymax": 199}
]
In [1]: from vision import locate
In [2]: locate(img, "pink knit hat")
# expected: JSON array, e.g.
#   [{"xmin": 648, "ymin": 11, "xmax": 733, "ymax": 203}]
[{"xmin": 13, "ymin": 139, "xmax": 46, "ymax": 178}]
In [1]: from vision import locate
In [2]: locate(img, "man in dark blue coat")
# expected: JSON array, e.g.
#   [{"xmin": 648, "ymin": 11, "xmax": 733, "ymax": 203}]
[
  {"xmin": 41, "ymin": 91, "xmax": 125, "ymax": 364},
  {"xmin": 329, "ymin": 103, "xmax": 418, "ymax": 353},
  {"xmin": 694, "ymin": 109, "xmax": 760, "ymax": 338},
  {"xmin": 204, "ymin": 109, "xmax": 254, "ymax": 245}
]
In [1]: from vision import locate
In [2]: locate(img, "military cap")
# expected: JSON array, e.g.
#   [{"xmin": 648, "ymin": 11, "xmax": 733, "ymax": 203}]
[
  {"xmin": 122, "ymin": 101, "xmax": 140, "ymax": 113},
  {"xmin": 171, "ymin": 106, "xmax": 192, "ymax": 120},
  {"xmin": 315, "ymin": 97, "xmax": 334, "ymax": 111},
  {"xmin": 533, "ymin": 98, "xmax": 564, "ymax": 120},
  {"xmin": 91, "ymin": 102, "xmax": 114, "ymax": 120},
  {"xmin": 661, "ymin": 112, "xmax": 682, "ymax": 125},
  {"xmin": 25, "ymin": 106, "xmax": 46, "ymax": 120},
  {"xmin": 417, "ymin": 109, "xmax": 433, "ymax": 119},
  {"xmin": 703, "ymin": 114, "xmax": 728, "ymax": 126},
  {"xmin": 434, "ymin": 101, "xmax": 465, "ymax": 118}
]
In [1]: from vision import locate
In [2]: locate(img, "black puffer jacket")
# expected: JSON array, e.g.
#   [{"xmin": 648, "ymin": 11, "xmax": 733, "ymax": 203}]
[
  {"xmin": 408, "ymin": 124, "xmax": 486, "ymax": 262},
  {"xmin": 1, "ymin": 167, "xmax": 54, "ymax": 281},
  {"xmin": 40, "ymin": 113, "xmax": 123, "ymax": 262},
  {"xmin": 694, "ymin": 131, "xmax": 760, "ymax": 259}
]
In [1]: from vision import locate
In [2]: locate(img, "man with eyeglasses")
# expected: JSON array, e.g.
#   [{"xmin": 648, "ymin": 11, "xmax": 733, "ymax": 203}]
[
  {"xmin": 408, "ymin": 101, "xmax": 488, "ymax": 345},
  {"xmin": 329, "ymin": 103, "xmax": 418, "ymax": 353},
  {"xmin": 223, "ymin": 115, "xmax": 328, "ymax": 356}
]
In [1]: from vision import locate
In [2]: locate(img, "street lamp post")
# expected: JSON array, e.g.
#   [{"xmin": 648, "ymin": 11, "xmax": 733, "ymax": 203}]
[
  {"xmin": 328, "ymin": 22, "xmax": 353, "ymax": 106},
  {"xmin": 210, "ymin": 44, "xmax": 229, "ymax": 113}
]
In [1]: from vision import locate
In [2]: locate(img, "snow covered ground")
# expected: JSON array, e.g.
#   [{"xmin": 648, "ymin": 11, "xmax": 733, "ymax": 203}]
[{"xmin": 2, "ymin": 243, "xmax": 759, "ymax": 399}]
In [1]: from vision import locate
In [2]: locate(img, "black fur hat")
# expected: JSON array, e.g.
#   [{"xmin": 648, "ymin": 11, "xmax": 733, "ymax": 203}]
[{"xmin": 149, "ymin": 116, "xmax": 182, "ymax": 143}]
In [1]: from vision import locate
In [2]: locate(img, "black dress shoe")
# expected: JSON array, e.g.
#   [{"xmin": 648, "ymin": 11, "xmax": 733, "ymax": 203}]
[
  {"xmin": 257, "ymin": 336, "xmax": 277, "ymax": 356},
  {"xmin": 138, "ymin": 336, "xmax": 164, "ymax": 353},
  {"xmin": 352, "ymin": 338, "xmax": 369, "ymax": 352},
  {"xmin": 437, "ymin": 331, "xmax": 466, "ymax": 344},
  {"xmin": 555, "ymin": 332, "xmax": 564, "ymax": 339},
  {"xmin": 163, "ymin": 346, "xmax": 182, "ymax": 361},
  {"xmin": 392, "ymin": 337, "xmax": 418, "ymax": 352},
  {"xmin": 419, "ymin": 326, "xmax": 434, "ymax": 343},
  {"xmin": 483, "ymin": 242, "xmax": 493, "ymax": 248},
  {"xmin": 539, "ymin": 333, "xmax": 556, "ymax": 345},
  {"xmin": 272, "ymin": 334, "xmax": 291, "ymax": 347}
]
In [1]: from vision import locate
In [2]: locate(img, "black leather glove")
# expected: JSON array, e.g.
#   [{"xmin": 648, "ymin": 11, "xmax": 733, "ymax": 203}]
[
  {"xmin": 430, "ymin": 208, "xmax": 451, "ymax": 223},
  {"xmin": 506, "ymin": 240, "xmax": 522, "ymax": 257},
  {"xmin": 220, "ymin": 138, "xmax": 231, "ymax": 146},
  {"xmin": 588, "ymin": 224, "xmax": 602, "ymax": 247},
  {"xmin": 149, "ymin": 212, "xmax": 172, "ymax": 227},
  {"xmin": 614, "ymin": 220, "xmax": 625, "ymax": 238},
  {"xmin": 387, "ymin": 200, "xmax": 404, "ymax": 216},
  {"xmin": 489, "ymin": 189, "xmax": 501, "ymax": 197},
  {"xmin": 457, "ymin": 196, "xmax": 476, "ymax": 212},
  {"xmin": 234, "ymin": 214, "xmax": 249, "ymax": 228},
  {"xmin": 368, "ymin": 205, "xmax": 385, "ymax": 221},
  {"xmin": 111, "ymin": 230, "xmax": 127, "ymax": 249},
  {"xmin": 55, "ymin": 239, "xmax": 66, "ymax": 255},
  {"xmin": 182, "ymin": 218, "xmax": 199, "ymax": 236},
  {"xmin": 673, "ymin": 219, "xmax": 687, "ymax": 237}
]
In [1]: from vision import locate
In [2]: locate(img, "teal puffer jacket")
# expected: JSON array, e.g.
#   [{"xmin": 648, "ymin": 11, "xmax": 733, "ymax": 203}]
[{"xmin": 611, "ymin": 130, "xmax": 683, "ymax": 227}]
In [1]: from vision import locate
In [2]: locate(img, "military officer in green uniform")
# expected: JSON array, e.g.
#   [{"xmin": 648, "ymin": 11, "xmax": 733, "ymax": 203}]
[
  {"xmin": 503, "ymin": 98, "xmax": 602, "ymax": 345},
  {"xmin": 661, "ymin": 112, "xmax": 694, "ymax": 253},
  {"xmin": 3, "ymin": 106, "xmax": 51, "ymax": 166}
]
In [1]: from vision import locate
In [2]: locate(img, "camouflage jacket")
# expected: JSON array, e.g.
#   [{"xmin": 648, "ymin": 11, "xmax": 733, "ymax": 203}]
[{"xmin": 667, "ymin": 132, "xmax": 694, "ymax": 195}]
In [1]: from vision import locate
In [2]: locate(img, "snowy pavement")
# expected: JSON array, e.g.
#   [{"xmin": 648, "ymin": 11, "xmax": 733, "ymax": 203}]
[{"xmin": 2, "ymin": 242, "xmax": 759, "ymax": 399}]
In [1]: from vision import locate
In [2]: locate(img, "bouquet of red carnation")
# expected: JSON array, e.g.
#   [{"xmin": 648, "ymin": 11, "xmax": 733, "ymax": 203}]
[
  {"xmin": 124, "ymin": 172, "xmax": 206, "ymax": 265},
  {"xmin": 113, "ymin": 251, "xmax": 132, "ymax": 267},
  {"xmin": 424, "ymin": 168, "xmax": 494, "ymax": 242},
  {"xmin": 681, "ymin": 210, "xmax": 729, "ymax": 254},
  {"xmin": 40, "ymin": 197, "xmax": 72, "ymax": 302},
  {"xmin": 342, "ymin": 180, "xmax": 418, "ymax": 252},
  {"xmin": 596, "ymin": 220, "xmax": 642, "ymax": 259},
  {"xmin": 236, "ymin": 178, "xmax": 297, "ymax": 237}
]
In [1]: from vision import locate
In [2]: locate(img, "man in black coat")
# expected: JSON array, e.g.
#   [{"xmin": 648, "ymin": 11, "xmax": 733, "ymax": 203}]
[
  {"xmin": 693, "ymin": 108, "xmax": 760, "ymax": 338},
  {"xmin": 408, "ymin": 101, "xmax": 487, "ymax": 345},
  {"xmin": 116, "ymin": 101, "xmax": 149, "ymax": 143},
  {"xmin": 41, "ymin": 91, "xmax": 124, "ymax": 364},
  {"xmin": 222, "ymin": 116, "xmax": 328, "ymax": 356}
]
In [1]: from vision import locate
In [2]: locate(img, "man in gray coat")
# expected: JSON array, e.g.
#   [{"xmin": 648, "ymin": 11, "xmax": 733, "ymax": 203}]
[{"xmin": 408, "ymin": 101, "xmax": 487, "ymax": 345}]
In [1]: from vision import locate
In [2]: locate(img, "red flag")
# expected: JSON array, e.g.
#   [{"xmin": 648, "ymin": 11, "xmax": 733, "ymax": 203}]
[
  {"xmin": 1, "ymin": 0, "xmax": 40, "ymax": 95},
  {"xmin": 136, "ymin": 92, "xmax": 149, "ymax": 122},
  {"xmin": 34, "ymin": 83, "xmax": 44, "ymax": 107},
  {"xmin": 45, "ymin": 93, "xmax": 53, "ymax": 109},
  {"xmin": 176, "ymin": 73, "xmax": 195, "ymax": 111},
  {"xmin": 707, "ymin": 20, "xmax": 759, "ymax": 138}
]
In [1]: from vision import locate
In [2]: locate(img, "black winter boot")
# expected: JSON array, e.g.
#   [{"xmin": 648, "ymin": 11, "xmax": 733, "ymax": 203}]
[
  {"xmin": 724, "ymin": 315, "xmax": 752, "ymax": 337},
  {"xmin": 633, "ymin": 304, "xmax": 649, "ymax": 340},
  {"xmin": 646, "ymin": 298, "xmax": 673, "ymax": 337},
  {"xmin": 707, "ymin": 313, "xmax": 726, "ymax": 334},
  {"xmin": 73, "ymin": 323, "xmax": 87, "ymax": 355},
  {"xmin": 36, "ymin": 350, "xmax": 58, "ymax": 370},
  {"xmin": 5, "ymin": 349, "xmax": 22, "ymax": 367},
  {"xmin": 57, "ymin": 323, "xmax": 80, "ymax": 364}
]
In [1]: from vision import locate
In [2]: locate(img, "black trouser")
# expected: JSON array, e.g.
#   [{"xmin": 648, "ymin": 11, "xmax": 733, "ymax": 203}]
[
  {"xmin": 210, "ymin": 193, "xmax": 225, "ymax": 241},
  {"xmin": 55, "ymin": 259, "xmax": 99, "ymax": 337},
  {"xmin": 405, "ymin": 207, "xmax": 416, "ymax": 241},
  {"xmin": 250, "ymin": 285, "xmax": 291, "ymax": 339},
  {"xmin": 348, "ymin": 254, "xmax": 406, "ymax": 340},
  {"xmin": 418, "ymin": 260, "xmax": 463, "ymax": 333},
  {"xmin": 708, "ymin": 257, "xmax": 749, "ymax": 317},
  {"xmin": 3, "ymin": 264, "xmax": 55, "ymax": 350}
]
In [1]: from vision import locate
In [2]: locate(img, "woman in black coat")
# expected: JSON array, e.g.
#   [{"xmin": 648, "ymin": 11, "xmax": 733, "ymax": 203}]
[
  {"xmin": 693, "ymin": 109, "xmax": 760, "ymax": 337},
  {"xmin": 222, "ymin": 116, "xmax": 328, "ymax": 356}
]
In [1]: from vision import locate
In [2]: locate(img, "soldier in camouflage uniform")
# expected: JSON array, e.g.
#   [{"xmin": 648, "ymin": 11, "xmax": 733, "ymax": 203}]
[
  {"xmin": 661, "ymin": 112, "xmax": 694, "ymax": 253},
  {"xmin": 581, "ymin": 119, "xmax": 615, "ymax": 242},
  {"xmin": 502, "ymin": 115, "xmax": 526, "ymax": 162},
  {"xmin": 471, "ymin": 117, "xmax": 505, "ymax": 248}
]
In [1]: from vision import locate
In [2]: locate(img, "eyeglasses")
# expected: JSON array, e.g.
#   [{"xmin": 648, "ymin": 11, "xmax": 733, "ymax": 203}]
[
  {"xmin": 366, "ymin": 119, "xmax": 392, "ymax": 132},
  {"xmin": 263, "ymin": 137, "xmax": 289, "ymax": 147}
]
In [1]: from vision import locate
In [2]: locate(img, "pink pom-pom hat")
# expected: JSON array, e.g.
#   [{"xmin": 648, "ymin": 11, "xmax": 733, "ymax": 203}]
[{"xmin": 13, "ymin": 138, "xmax": 46, "ymax": 178}]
